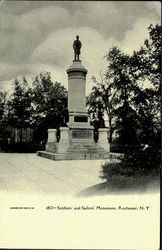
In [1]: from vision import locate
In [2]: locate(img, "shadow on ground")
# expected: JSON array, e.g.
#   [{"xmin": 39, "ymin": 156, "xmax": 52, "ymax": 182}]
[{"xmin": 76, "ymin": 174, "xmax": 160, "ymax": 197}]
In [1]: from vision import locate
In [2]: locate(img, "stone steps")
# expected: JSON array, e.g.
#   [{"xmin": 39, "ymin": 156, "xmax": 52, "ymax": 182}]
[
  {"xmin": 66, "ymin": 149, "xmax": 106, "ymax": 154},
  {"xmin": 37, "ymin": 151, "xmax": 110, "ymax": 161},
  {"xmin": 44, "ymin": 141, "xmax": 110, "ymax": 160},
  {"xmin": 37, "ymin": 151, "xmax": 121, "ymax": 161},
  {"xmin": 66, "ymin": 144, "xmax": 108, "ymax": 154}
]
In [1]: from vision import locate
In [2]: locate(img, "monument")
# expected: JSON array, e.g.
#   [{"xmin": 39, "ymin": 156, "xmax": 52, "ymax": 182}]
[{"xmin": 37, "ymin": 36, "xmax": 110, "ymax": 160}]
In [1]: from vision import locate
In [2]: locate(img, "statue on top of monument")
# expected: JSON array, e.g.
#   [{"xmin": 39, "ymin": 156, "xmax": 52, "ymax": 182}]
[{"xmin": 73, "ymin": 35, "xmax": 82, "ymax": 61}]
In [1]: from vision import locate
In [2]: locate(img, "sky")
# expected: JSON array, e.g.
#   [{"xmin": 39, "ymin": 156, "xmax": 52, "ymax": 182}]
[{"xmin": 0, "ymin": 1, "xmax": 161, "ymax": 94}]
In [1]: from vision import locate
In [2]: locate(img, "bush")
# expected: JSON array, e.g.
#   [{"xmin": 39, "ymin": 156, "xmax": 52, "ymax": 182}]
[
  {"xmin": 100, "ymin": 145, "xmax": 160, "ymax": 182},
  {"xmin": 110, "ymin": 138, "xmax": 124, "ymax": 153},
  {"xmin": 121, "ymin": 145, "xmax": 161, "ymax": 173},
  {"xmin": 100, "ymin": 161, "xmax": 135, "ymax": 182}
]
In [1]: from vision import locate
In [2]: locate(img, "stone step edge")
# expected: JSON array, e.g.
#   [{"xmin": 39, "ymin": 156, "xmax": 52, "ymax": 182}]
[
  {"xmin": 37, "ymin": 151, "xmax": 121, "ymax": 160},
  {"xmin": 37, "ymin": 151, "xmax": 109, "ymax": 156}
]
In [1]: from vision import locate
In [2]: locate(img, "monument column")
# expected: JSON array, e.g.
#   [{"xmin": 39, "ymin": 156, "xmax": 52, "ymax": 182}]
[
  {"xmin": 66, "ymin": 35, "xmax": 94, "ymax": 142},
  {"xmin": 67, "ymin": 61, "xmax": 88, "ymax": 127},
  {"xmin": 67, "ymin": 61, "xmax": 94, "ymax": 142}
]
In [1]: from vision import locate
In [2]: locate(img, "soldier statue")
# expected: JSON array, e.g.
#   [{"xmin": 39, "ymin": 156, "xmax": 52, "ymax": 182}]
[{"xmin": 73, "ymin": 35, "xmax": 82, "ymax": 61}]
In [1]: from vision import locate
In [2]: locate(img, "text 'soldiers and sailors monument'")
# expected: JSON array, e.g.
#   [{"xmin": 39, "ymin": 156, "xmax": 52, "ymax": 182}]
[{"xmin": 37, "ymin": 36, "xmax": 110, "ymax": 160}]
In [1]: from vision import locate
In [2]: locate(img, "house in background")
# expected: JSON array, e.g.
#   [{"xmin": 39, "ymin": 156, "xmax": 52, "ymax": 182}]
[
  {"xmin": 14, "ymin": 128, "xmax": 33, "ymax": 143},
  {"xmin": 0, "ymin": 127, "xmax": 33, "ymax": 145}
]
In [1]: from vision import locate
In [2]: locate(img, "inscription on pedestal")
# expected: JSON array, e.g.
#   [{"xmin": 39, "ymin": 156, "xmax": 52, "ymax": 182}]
[
  {"xmin": 74, "ymin": 116, "xmax": 88, "ymax": 123},
  {"xmin": 72, "ymin": 130, "xmax": 92, "ymax": 139}
]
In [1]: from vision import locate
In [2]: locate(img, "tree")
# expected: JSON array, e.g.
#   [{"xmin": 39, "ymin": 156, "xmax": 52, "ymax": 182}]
[
  {"xmin": 8, "ymin": 77, "xmax": 33, "ymax": 143},
  {"xmin": 0, "ymin": 91, "xmax": 8, "ymax": 143},
  {"xmin": 131, "ymin": 24, "xmax": 161, "ymax": 141},
  {"xmin": 105, "ymin": 47, "xmax": 142, "ymax": 144},
  {"xmin": 132, "ymin": 24, "xmax": 161, "ymax": 88},
  {"xmin": 86, "ymin": 78, "xmax": 105, "ymax": 129},
  {"xmin": 88, "ymin": 24, "xmax": 161, "ymax": 171},
  {"xmin": 87, "ymin": 47, "xmax": 141, "ymax": 143},
  {"xmin": 87, "ymin": 73, "xmax": 119, "ymax": 142},
  {"xmin": 118, "ymin": 24, "xmax": 161, "ymax": 170},
  {"xmin": 32, "ymin": 72, "xmax": 68, "ymax": 143},
  {"xmin": 114, "ymin": 101, "xmax": 139, "ymax": 149}
]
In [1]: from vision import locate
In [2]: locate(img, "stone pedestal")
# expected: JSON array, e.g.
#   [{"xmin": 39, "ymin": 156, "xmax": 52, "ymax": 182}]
[
  {"xmin": 46, "ymin": 129, "xmax": 57, "ymax": 152},
  {"xmin": 60, "ymin": 127, "xmax": 69, "ymax": 142},
  {"xmin": 47, "ymin": 129, "xmax": 57, "ymax": 143},
  {"xmin": 98, "ymin": 128, "xmax": 110, "ymax": 151},
  {"xmin": 57, "ymin": 127, "xmax": 69, "ymax": 153}
]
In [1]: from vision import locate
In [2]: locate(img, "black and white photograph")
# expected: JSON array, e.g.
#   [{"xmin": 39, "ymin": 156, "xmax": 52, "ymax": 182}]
[{"xmin": 0, "ymin": 0, "xmax": 161, "ymax": 249}]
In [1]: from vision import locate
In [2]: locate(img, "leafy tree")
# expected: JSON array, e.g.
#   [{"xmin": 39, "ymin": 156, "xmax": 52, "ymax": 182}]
[
  {"xmin": 105, "ymin": 47, "xmax": 142, "ymax": 144},
  {"xmin": 132, "ymin": 24, "xmax": 161, "ymax": 88},
  {"xmin": 87, "ymin": 47, "xmax": 141, "ymax": 143},
  {"xmin": 86, "ymin": 78, "xmax": 105, "ymax": 129},
  {"xmin": 2, "ymin": 72, "xmax": 68, "ymax": 146},
  {"xmin": 0, "ymin": 91, "xmax": 8, "ymax": 143},
  {"xmin": 131, "ymin": 24, "xmax": 161, "ymax": 145},
  {"xmin": 87, "ymin": 73, "xmax": 119, "ymax": 142},
  {"xmin": 119, "ymin": 24, "xmax": 161, "ymax": 170},
  {"xmin": 32, "ymin": 72, "xmax": 68, "ymax": 143},
  {"xmin": 0, "ymin": 91, "xmax": 7, "ymax": 119},
  {"xmin": 114, "ymin": 101, "xmax": 139, "ymax": 149},
  {"xmin": 88, "ymin": 24, "xmax": 161, "ymax": 171},
  {"xmin": 7, "ymin": 77, "xmax": 33, "ymax": 143}
]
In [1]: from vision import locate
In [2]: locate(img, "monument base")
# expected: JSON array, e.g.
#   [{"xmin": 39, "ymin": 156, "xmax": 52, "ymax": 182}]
[
  {"xmin": 37, "ymin": 151, "xmax": 110, "ymax": 161},
  {"xmin": 37, "ymin": 126, "xmax": 111, "ymax": 161},
  {"xmin": 37, "ymin": 149, "xmax": 119, "ymax": 161},
  {"xmin": 37, "ymin": 59, "xmax": 111, "ymax": 161}
]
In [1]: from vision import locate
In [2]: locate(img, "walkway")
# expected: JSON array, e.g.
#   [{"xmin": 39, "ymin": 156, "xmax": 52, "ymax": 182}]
[{"xmin": 0, "ymin": 153, "xmax": 108, "ymax": 197}]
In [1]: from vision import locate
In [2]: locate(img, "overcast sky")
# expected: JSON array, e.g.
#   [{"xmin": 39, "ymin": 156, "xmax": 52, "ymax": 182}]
[{"xmin": 0, "ymin": 1, "xmax": 161, "ymax": 94}]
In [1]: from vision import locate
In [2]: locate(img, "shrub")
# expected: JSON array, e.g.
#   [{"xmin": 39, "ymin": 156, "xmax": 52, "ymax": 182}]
[
  {"xmin": 121, "ymin": 145, "xmax": 161, "ymax": 173},
  {"xmin": 100, "ymin": 161, "xmax": 135, "ymax": 182},
  {"xmin": 110, "ymin": 138, "xmax": 124, "ymax": 153},
  {"xmin": 101, "ymin": 145, "xmax": 161, "ymax": 183}
]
